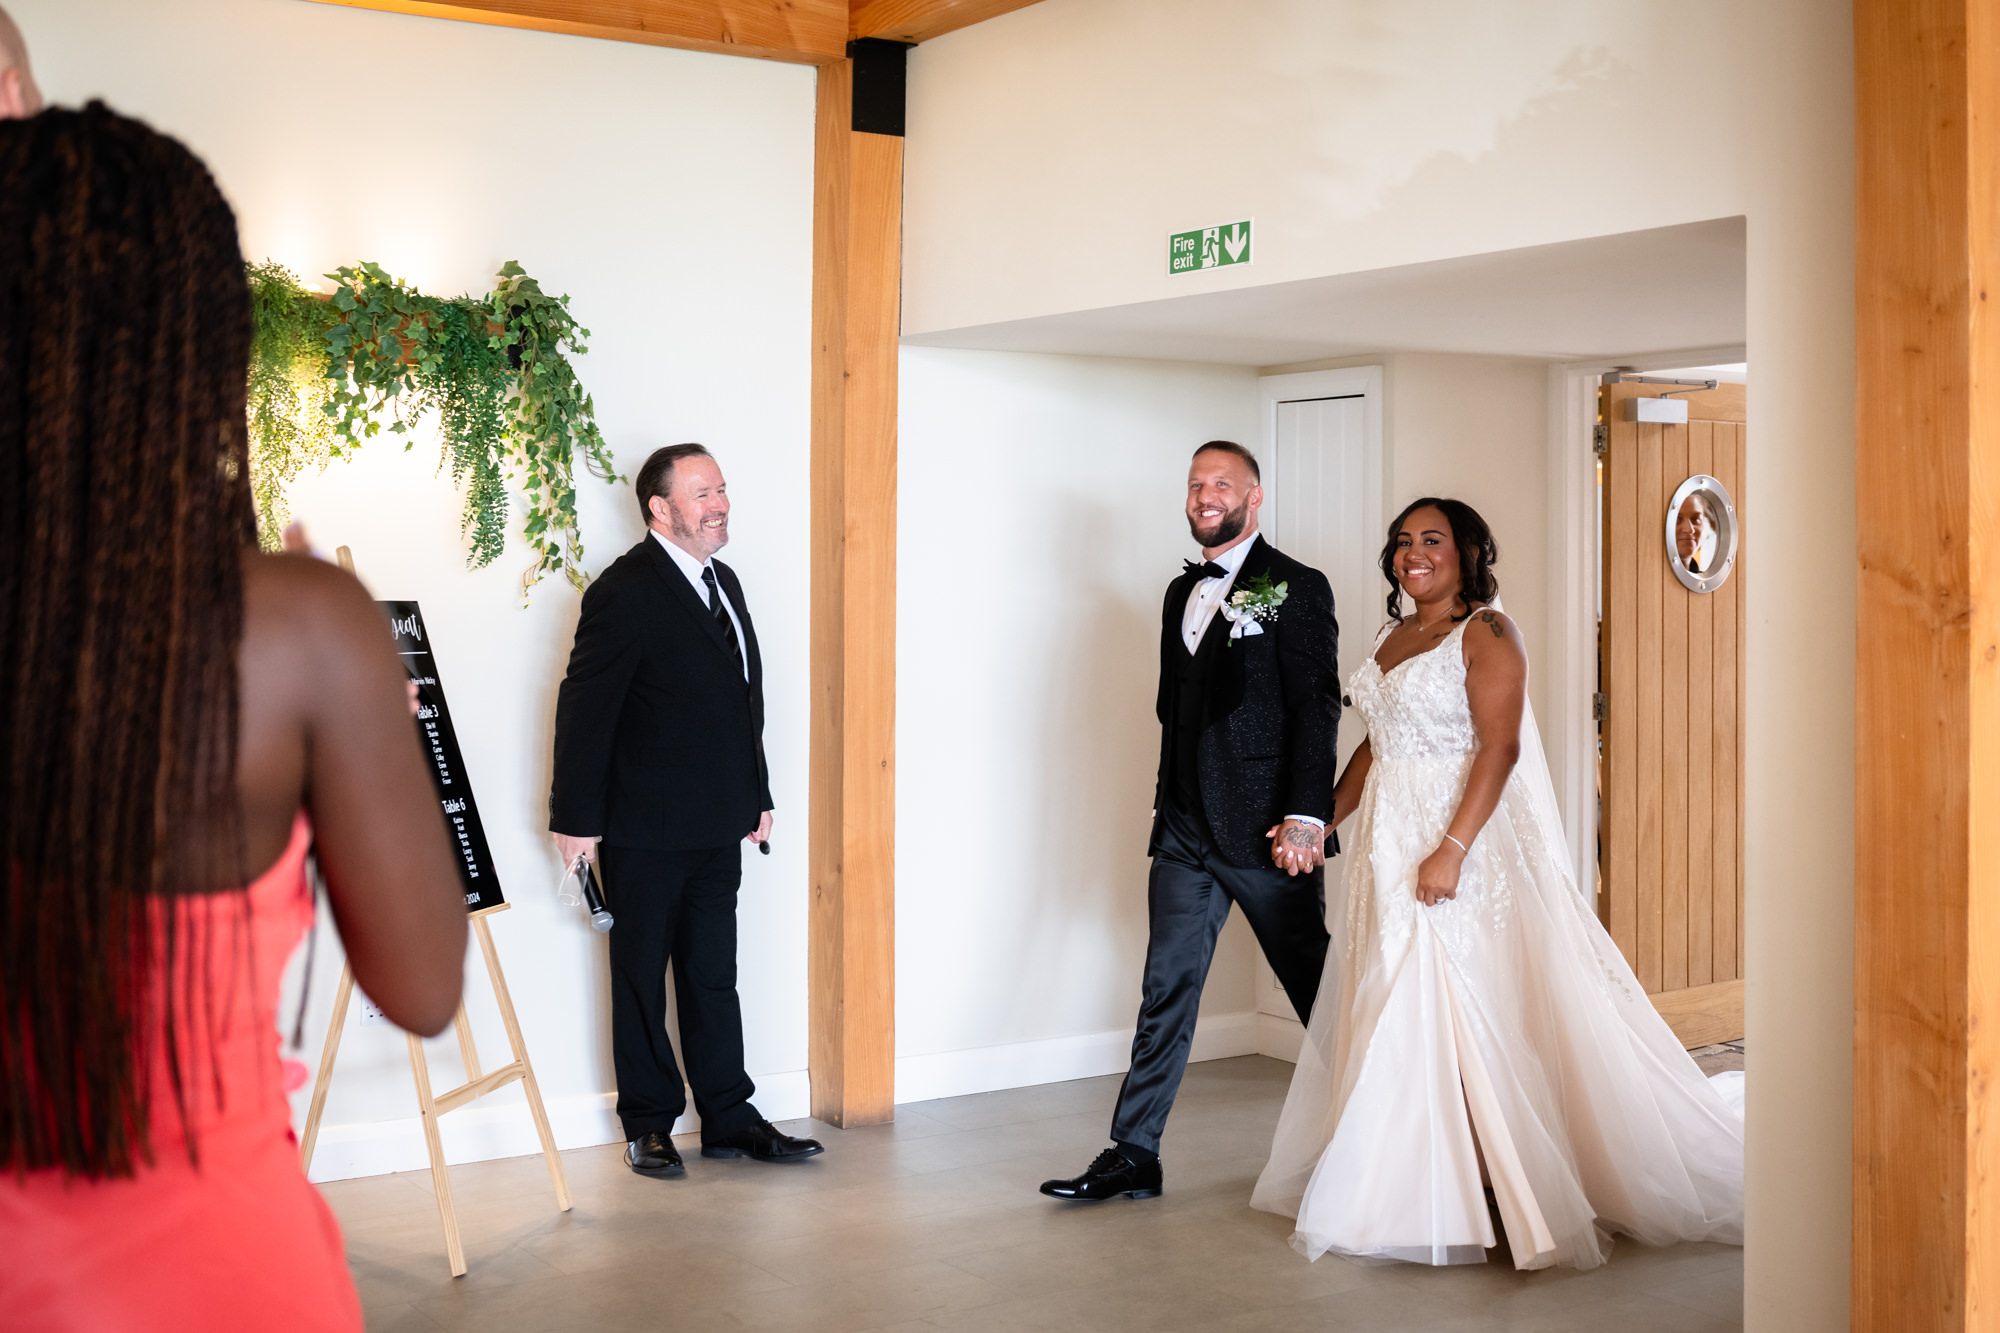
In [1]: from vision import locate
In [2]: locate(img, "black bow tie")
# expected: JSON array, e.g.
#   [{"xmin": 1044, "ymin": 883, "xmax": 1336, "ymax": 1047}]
[{"xmin": 1183, "ymin": 559, "xmax": 1230, "ymax": 581}]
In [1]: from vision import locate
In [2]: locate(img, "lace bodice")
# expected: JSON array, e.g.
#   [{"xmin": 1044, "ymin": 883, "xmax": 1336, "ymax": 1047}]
[
  {"xmin": 1342, "ymin": 614, "xmax": 1495, "ymax": 970},
  {"xmin": 1349, "ymin": 618, "xmax": 1480, "ymax": 762}
]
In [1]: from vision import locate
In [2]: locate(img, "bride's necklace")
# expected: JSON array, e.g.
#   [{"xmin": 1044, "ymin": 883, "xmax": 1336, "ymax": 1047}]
[{"xmin": 1414, "ymin": 599, "xmax": 1463, "ymax": 634}]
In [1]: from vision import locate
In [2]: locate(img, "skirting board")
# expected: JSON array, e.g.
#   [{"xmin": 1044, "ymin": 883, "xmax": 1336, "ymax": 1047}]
[
  {"xmin": 304, "ymin": 1010, "xmax": 1302, "ymax": 1183},
  {"xmin": 303, "ymin": 1070, "xmax": 812, "ymax": 1184},
  {"xmin": 1255, "ymin": 1011, "xmax": 1305, "ymax": 1064},
  {"xmin": 893, "ymin": 1009, "xmax": 1303, "ymax": 1105}
]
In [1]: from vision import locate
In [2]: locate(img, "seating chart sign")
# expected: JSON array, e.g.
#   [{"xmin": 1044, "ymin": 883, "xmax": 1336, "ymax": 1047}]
[{"xmin": 381, "ymin": 600, "xmax": 505, "ymax": 911}]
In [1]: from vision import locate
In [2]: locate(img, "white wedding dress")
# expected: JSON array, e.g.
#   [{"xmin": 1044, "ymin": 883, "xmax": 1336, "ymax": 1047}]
[{"xmin": 1250, "ymin": 616, "xmax": 1743, "ymax": 1270}]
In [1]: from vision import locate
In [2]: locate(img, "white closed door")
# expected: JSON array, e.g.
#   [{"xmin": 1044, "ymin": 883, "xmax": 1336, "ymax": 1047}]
[{"xmin": 1258, "ymin": 393, "xmax": 1373, "ymax": 1022}]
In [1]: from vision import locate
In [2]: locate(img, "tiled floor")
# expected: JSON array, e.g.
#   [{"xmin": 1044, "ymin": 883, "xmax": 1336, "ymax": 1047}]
[
  {"xmin": 1689, "ymin": 1043, "xmax": 1745, "ymax": 1077},
  {"xmin": 322, "ymin": 1056, "xmax": 1743, "ymax": 1332}
]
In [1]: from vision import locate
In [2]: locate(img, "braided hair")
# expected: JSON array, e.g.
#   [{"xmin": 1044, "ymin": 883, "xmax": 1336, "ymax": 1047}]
[
  {"xmin": 0, "ymin": 103, "xmax": 256, "ymax": 1176},
  {"xmin": 1379, "ymin": 497, "xmax": 1500, "ymax": 624}
]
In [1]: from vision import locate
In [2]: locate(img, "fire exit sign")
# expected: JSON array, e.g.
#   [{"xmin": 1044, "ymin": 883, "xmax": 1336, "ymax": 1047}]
[{"xmin": 1168, "ymin": 219, "xmax": 1252, "ymax": 274}]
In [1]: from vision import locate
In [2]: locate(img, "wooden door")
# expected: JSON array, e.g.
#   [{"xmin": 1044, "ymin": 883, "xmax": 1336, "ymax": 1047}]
[{"xmin": 1599, "ymin": 380, "xmax": 1745, "ymax": 1046}]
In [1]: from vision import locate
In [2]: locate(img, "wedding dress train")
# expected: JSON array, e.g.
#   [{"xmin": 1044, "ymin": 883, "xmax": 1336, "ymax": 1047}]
[{"xmin": 1250, "ymin": 617, "xmax": 1743, "ymax": 1270}]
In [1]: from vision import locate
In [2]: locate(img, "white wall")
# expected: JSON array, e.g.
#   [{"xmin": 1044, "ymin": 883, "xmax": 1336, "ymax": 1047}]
[
  {"xmin": 904, "ymin": 1, "xmax": 1851, "ymax": 1326},
  {"xmin": 1256, "ymin": 353, "xmax": 1555, "ymax": 736},
  {"xmin": 896, "ymin": 347, "xmax": 1270, "ymax": 1098},
  {"xmin": 1388, "ymin": 354, "xmax": 1555, "ymax": 717},
  {"xmin": 903, "ymin": 0, "xmax": 1749, "ymax": 336},
  {"xmin": 1737, "ymin": 3, "xmax": 1853, "ymax": 1327},
  {"xmin": 12, "ymin": 0, "xmax": 817, "ymax": 1177}
]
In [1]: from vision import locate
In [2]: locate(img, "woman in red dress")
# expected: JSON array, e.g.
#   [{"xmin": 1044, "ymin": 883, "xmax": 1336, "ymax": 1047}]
[{"xmin": 0, "ymin": 102, "xmax": 470, "ymax": 1331}]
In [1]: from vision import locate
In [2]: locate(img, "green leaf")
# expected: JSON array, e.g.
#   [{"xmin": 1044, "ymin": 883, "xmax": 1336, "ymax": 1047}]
[{"xmin": 244, "ymin": 257, "xmax": 616, "ymax": 600}]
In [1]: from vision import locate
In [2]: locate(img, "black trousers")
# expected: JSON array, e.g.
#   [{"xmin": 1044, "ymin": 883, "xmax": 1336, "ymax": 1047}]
[
  {"xmin": 1110, "ymin": 798, "xmax": 1331, "ymax": 1155},
  {"xmin": 599, "ymin": 842, "xmax": 760, "ymax": 1142}
]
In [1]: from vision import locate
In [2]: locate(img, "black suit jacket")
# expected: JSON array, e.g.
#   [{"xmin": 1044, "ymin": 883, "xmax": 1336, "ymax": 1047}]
[
  {"xmin": 1151, "ymin": 535, "xmax": 1341, "ymax": 868},
  {"xmin": 550, "ymin": 537, "xmax": 772, "ymax": 851}
]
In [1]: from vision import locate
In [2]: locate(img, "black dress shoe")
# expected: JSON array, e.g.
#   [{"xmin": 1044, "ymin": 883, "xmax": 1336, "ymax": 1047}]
[
  {"xmin": 1039, "ymin": 1148, "xmax": 1163, "ymax": 1201},
  {"xmin": 624, "ymin": 1132, "xmax": 684, "ymax": 1178},
  {"xmin": 700, "ymin": 1118, "xmax": 825, "ymax": 1162}
]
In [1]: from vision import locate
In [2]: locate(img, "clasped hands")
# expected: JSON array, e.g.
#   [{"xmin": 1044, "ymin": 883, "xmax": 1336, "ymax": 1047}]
[
  {"xmin": 1264, "ymin": 818, "xmax": 1328, "ymax": 876},
  {"xmin": 1262, "ymin": 816, "xmax": 1468, "ymax": 904}
]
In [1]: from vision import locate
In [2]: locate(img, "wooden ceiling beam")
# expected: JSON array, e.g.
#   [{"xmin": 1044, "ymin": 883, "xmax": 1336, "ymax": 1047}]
[
  {"xmin": 304, "ymin": 0, "xmax": 1047, "ymax": 60},
  {"xmin": 847, "ymin": 0, "xmax": 1043, "ymax": 44},
  {"xmin": 302, "ymin": 0, "xmax": 848, "ymax": 64}
]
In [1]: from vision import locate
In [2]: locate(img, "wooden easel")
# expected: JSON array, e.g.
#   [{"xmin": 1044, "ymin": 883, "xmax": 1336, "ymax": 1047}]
[
  {"xmin": 298, "ymin": 546, "xmax": 571, "ymax": 1277},
  {"xmin": 299, "ymin": 906, "xmax": 570, "ymax": 1276}
]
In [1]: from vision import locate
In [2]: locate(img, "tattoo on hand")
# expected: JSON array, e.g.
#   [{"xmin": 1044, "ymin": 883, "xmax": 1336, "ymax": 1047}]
[{"xmin": 1283, "ymin": 826, "xmax": 1317, "ymax": 849}]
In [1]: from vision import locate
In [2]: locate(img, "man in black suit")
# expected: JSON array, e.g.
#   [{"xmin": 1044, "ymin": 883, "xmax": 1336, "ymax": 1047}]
[
  {"xmin": 1041, "ymin": 440, "xmax": 1339, "ymax": 1202},
  {"xmin": 551, "ymin": 443, "xmax": 822, "ymax": 1178}
]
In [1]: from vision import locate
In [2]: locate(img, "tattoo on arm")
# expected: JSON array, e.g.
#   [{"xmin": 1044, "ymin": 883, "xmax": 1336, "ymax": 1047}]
[{"xmin": 1480, "ymin": 610, "xmax": 1503, "ymax": 637}]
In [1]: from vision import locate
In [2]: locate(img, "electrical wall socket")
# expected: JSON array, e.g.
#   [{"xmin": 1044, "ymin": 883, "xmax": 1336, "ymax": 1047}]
[{"xmin": 359, "ymin": 993, "xmax": 392, "ymax": 1028}]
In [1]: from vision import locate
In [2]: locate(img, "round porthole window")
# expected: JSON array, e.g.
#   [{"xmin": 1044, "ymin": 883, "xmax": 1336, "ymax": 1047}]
[{"xmin": 1665, "ymin": 474, "xmax": 1738, "ymax": 594}]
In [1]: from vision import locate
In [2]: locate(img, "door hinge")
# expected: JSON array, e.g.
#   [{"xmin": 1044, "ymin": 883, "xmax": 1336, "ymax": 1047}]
[
  {"xmin": 1592, "ymin": 691, "xmax": 1609, "ymax": 722},
  {"xmin": 1592, "ymin": 423, "xmax": 1609, "ymax": 456}
]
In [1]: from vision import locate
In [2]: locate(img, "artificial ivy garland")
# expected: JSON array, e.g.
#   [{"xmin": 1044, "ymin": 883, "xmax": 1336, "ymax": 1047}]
[{"xmin": 245, "ymin": 260, "xmax": 620, "ymax": 596}]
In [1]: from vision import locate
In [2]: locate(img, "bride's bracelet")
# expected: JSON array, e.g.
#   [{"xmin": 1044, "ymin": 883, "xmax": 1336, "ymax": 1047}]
[{"xmin": 1442, "ymin": 832, "xmax": 1469, "ymax": 854}]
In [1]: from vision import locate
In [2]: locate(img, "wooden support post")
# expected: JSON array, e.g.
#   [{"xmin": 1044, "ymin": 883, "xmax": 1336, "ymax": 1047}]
[
  {"xmin": 1854, "ymin": 0, "xmax": 2000, "ymax": 1325},
  {"xmin": 808, "ymin": 48, "xmax": 901, "ymax": 1128}
]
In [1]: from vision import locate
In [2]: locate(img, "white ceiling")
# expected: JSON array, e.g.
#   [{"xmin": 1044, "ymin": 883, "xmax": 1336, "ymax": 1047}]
[
  {"xmin": 1641, "ymin": 363, "xmax": 1748, "ymax": 384},
  {"xmin": 901, "ymin": 218, "xmax": 1746, "ymax": 368}
]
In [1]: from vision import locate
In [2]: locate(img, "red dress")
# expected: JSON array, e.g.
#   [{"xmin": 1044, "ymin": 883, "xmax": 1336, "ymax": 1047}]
[{"xmin": 0, "ymin": 815, "xmax": 362, "ymax": 1331}]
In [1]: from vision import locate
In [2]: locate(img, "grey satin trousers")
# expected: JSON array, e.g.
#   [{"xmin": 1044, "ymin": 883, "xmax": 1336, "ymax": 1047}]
[{"xmin": 1109, "ymin": 798, "xmax": 1331, "ymax": 1155}]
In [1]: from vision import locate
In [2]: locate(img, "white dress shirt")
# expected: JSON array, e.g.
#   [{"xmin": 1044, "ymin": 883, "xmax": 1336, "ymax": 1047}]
[
  {"xmin": 652, "ymin": 530, "xmax": 749, "ymax": 681},
  {"xmin": 1182, "ymin": 531, "xmax": 1260, "ymax": 653},
  {"xmin": 1181, "ymin": 530, "xmax": 1322, "ymax": 831}
]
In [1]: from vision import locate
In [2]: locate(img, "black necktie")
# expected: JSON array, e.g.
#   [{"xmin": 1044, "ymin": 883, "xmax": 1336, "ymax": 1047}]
[
  {"xmin": 701, "ymin": 566, "xmax": 744, "ymax": 674},
  {"xmin": 1183, "ymin": 558, "xmax": 1229, "ymax": 581}
]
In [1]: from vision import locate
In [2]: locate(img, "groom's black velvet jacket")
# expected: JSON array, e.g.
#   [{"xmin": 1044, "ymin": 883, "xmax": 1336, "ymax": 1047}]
[
  {"xmin": 549, "ymin": 537, "xmax": 772, "ymax": 850},
  {"xmin": 1151, "ymin": 535, "xmax": 1341, "ymax": 869}
]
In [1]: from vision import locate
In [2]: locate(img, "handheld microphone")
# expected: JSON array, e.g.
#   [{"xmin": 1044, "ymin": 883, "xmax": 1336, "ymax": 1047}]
[
  {"xmin": 580, "ymin": 858, "xmax": 614, "ymax": 932},
  {"xmin": 558, "ymin": 854, "xmax": 615, "ymax": 933}
]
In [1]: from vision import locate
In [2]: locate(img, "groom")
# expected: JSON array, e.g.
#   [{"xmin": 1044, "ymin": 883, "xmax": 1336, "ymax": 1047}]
[{"xmin": 1041, "ymin": 440, "xmax": 1340, "ymax": 1202}]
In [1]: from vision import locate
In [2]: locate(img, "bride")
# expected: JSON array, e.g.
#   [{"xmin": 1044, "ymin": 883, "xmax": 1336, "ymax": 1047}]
[{"xmin": 1251, "ymin": 498, "xmax": 1743, "ymax": 1270}]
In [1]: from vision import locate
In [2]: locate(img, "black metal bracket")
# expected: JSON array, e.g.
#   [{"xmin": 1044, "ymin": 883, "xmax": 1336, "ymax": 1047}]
[{"xmin": 848, "ymin": 37, "xmax": 913, "ymax": 137}]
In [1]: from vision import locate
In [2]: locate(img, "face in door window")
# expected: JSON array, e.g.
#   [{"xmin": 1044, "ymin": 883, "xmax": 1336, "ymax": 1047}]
[{"xmin": 1674, "ymin": 493, "xmax": 1716, "ymax": 573}]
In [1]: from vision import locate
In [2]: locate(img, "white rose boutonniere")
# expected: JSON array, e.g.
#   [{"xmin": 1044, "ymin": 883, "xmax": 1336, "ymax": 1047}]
[{"xmin": 1219, "ymin": 572, "xmax": 1289, "ymax": 644}]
